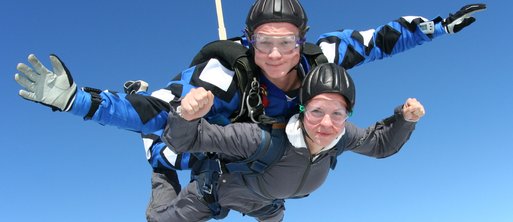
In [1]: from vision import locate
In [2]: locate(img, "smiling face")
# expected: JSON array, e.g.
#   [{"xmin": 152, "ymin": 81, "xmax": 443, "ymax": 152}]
[
  {"xmin": 252, "ymin": 22, "xmax": 301, "ymax": 87},
  {"xmin": 302, "ymin": 93, "xmax": 348, "ymax": 153}
]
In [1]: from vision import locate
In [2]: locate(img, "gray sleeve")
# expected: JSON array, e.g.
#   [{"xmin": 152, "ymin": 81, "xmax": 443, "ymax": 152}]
[
  {"xmin": 342, "ymin": 105, "xmax": 417, "ymax": 158},
  {"xmin": 162, "ymin": 108, "xmax": 264, "ymax": 159}
]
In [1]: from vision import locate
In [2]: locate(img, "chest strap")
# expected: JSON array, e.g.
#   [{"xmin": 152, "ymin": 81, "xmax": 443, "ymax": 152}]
[
  {"xmin": 191, "ymin": 125, "xmax": 287, "ymax": 218},
  {"xmin": 224, "ymin": 124, "xmax": 286, "ymax": 174}
]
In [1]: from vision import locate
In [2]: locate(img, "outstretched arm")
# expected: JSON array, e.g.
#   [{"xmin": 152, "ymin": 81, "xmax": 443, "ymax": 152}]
[
  {"xmin": 317, "ymin": 4, "xmax": 486, "ymax": 69},
  {"xmin": 14, "ymin": 54, "xmax": 241, "ymax": 134},
  {"xmin": 343, "ymin": 98, "xmax": 425, "ymax": 158},
  {"xmin": 14, "ymin": 54, "xmax": 171, "ymax": 133}
]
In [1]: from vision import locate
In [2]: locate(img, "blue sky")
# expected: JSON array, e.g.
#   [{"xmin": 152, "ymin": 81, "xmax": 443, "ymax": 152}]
[{"xmin": 2, "ymin": 0, "xmax": 512, "ymax": 221}]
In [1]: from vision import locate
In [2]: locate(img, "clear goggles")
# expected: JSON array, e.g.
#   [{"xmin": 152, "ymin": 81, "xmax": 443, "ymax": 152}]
[
  {"xmin": 302, "ymin": 106, "xmax": 349, "ymax": 126},
  {"xmin": 250, "ymin": 34, "xmax": 304, "ymax": 54}
]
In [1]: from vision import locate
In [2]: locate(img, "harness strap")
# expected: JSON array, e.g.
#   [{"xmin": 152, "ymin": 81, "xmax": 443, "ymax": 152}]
[
  {"xmin": 191, "ymin": 125, "xmax": 287, "ymax": 218},
  {"xmin": 189, "ymin": 40, "xmax": 248, "ymax": 68},
  {"xmin": 302, "ymin": 42, "xmax": 329, "ymax": 71},
  {"xmin": 245, "ymin": 199, "xmax": 285, "ymax": 218},
  {"xmin": 224, "ymin": 129, "xmax": 270, "ymax": 174},
  {"xmin": 191, "ymin": 154, "xmax": 229, "ymax": 219},
  {"xmin": 224, "ymin": 125, "xmax": 286, "ymax": 174}
]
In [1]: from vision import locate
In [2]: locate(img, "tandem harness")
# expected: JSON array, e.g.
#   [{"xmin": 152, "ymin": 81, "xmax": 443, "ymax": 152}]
[
  {"xmin": 191, "ymin": 123, "xmax": 287, "ymax": 219},
  {"xmin": 187, "ymin": 38, "xmax": 328, "ymax": 219},
  {"xmin": 189, "ymin": 38, "xmax": 328, "ymax": 125},
  {"xmin": 189, "ymin": 39, "xmax": 278, "ymax": 125}
]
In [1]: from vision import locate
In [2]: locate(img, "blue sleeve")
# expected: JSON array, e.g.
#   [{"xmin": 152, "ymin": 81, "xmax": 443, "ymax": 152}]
[
  {"xmin": 143, "ymin": 129, "xmax": 194, "ymax": 170},
  {"xmin": 317, "ymin": 16, "xmax": 446, "ymax": 69},
  {"xmin": 68, "ymin": 60, "xmax": 241, "ymax": 171},
  {"xmin": 70, "ymin": 88, "xmax": 190, "ymax": 170},
  {"xmin": 70, "ymin": 89, "xmax": 169, "ymax": 134},
  {"xmin": 68, "ymin": 58, "xmax": 241, "ymax": 132}
]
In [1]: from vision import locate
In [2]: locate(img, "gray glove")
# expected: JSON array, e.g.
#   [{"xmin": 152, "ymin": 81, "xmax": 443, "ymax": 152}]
[
  {"xmin": 15, "ymin": 54, "xmax": 77, "ymax": 111},
  {"xmin": 443, "ymin": 3, "xmax": 486, "ymax": 34}
]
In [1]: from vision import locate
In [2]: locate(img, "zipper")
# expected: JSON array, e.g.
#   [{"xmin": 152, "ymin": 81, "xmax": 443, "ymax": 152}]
[
  {"xmin": 291, "ymin": 151, "xmax": 313, "ymax": 197},
  {"xmin": 291, "ymin": 148, "xmax": 332, "ymax": 197}
]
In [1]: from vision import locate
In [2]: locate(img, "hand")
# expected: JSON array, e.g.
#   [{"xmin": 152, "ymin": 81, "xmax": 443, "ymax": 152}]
[
  {"xmin": 402, "ymin": 98, "xmax": 425, "ymax": 122},
  {"xmin": 179, "ymin": 87, "xmax": 214, "ymax": 121},
  {"xmin": 15, "ymin": 54, "xmax": 77, "ymax": 111},
  {"xmin": 443, "ymin": 3, "xmax": 486, "ymax": 34},
  {"xmin": 124, "ymin": 80, "xmax": 149, "ymax": 94}
]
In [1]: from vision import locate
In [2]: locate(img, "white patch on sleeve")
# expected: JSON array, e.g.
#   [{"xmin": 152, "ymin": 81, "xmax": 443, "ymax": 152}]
[
  {"xmin": 199, "ymin": 59, "xmax": 234, "ymax": 92},
  {"xmin": 359, "ymin": 29, "xmax": 376, "ymax": 47},
  {"xmin": 319, "ymin": 41, "xmax": 336, "ymax": 63},
  {"xmin": 163, "ymin": 147, "xmax": 178, "ymax": 165},
  {"xmin": 143, "ymin": 138, "xmax": 154, "ymax": 160},
  {"xmin": 151, "ymin": 89, "xmax": 175, "ymax": 103},
  {"xmin": 401, "ymin": 16, "xmax": 428, "ymax": 23}
]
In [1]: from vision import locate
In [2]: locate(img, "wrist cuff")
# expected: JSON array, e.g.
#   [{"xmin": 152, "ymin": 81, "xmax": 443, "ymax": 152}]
[{"xmin": 82, "ymin": 87, "xmax": 102, "ymax": 120}]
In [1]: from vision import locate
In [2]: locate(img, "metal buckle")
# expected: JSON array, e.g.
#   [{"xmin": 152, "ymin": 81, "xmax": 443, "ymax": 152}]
[
  {"xmin": 215, "ymin": 158, "xmax": 223, "ymax": 175},
  {"xmin": 202, "ymin": 183, "xmax": 213, "ymax": 195},
  {"xmin": 201, "ymin": 157, "xmax": 223, "ymax": 195},
  {"xmin": 246, "ymin": 78, "xmax": 263, "ymax": 123}
]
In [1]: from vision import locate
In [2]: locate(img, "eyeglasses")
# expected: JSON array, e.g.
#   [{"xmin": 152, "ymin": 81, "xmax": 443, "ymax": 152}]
[
  {"xmin": 303, "ymin": 107, "xmax": 349, "ymax": 125},
  {"xmin": 250, "ymin": 34, "xmax": 303, "ymax": 55}
]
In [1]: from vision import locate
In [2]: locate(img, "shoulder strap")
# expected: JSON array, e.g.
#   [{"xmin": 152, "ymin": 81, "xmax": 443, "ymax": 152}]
[
  {"xmin": 224, "ymin": 125, "xmax": 287, "ymax": 174},
  {"xmin": 302, "ymin": 42, "xmax": 329, "ymax": 68},
  {"xmin": 189, "ymin": 39, "xmax": 249, "ymax": 68},
  {"xmin": 189, "ymin": 39, "xmax": 261, "ymax": 123}
]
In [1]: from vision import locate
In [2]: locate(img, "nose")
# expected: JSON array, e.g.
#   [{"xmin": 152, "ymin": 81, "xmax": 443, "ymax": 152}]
[
  {"xmin": 268, "ymin": 47, "xmax": 283, "ymax": 58},
  {"xmin": 319, "ymin": 114, "xmax": 334, "ymax": 126}
]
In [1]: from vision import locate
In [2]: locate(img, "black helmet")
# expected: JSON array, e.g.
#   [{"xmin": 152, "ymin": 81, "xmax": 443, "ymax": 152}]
[
  {"xmin": 300, "ymin": 63, "xmax": 356, "ymax": 112},
  {"xmin": 245, "ymin": 0, "xmax": 308, "ymax": 37}
]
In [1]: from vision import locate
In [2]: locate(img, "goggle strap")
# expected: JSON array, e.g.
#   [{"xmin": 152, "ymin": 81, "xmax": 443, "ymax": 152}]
[{"xmin": 299, "ymin": 105, "xmax": 305, "ymax": 113}]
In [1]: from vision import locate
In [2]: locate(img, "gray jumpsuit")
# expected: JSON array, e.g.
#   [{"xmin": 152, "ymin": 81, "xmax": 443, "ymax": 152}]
[{"xmin": 157, "ymin": 106, "xmax": 416, "ymax": 221}]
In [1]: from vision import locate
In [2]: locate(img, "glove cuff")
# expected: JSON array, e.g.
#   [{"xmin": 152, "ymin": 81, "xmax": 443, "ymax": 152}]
[{"xmin": 62, "ymin": 87, "xmax": 78, "ymax": 112}]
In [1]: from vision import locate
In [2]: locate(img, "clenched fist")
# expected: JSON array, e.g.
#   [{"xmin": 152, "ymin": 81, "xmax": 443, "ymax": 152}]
[
  {"xmin": 402, "ymin": 98, "xmax": 425, "ymax": 122},
  {"xmin": 179, "ymin": 87, "xmax": 215, "ymax": 121}
]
